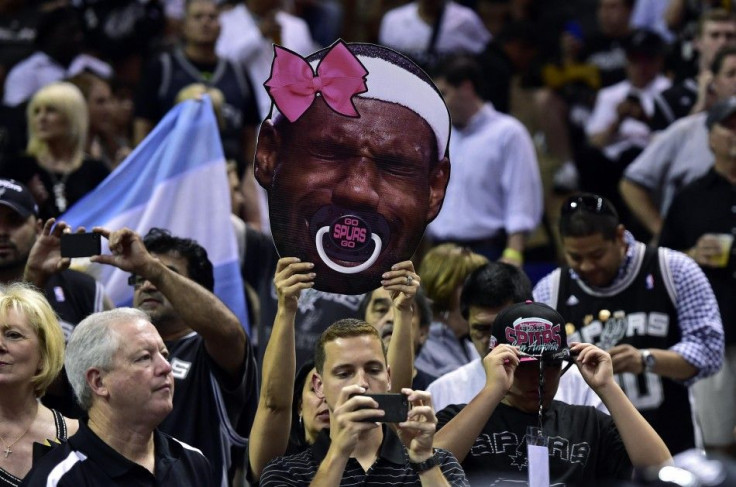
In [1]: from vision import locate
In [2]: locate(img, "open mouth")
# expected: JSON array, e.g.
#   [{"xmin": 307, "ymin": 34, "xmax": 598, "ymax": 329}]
[{"xmin": 309, "ymin": 206, "xmax": 390, "ymax": 274}]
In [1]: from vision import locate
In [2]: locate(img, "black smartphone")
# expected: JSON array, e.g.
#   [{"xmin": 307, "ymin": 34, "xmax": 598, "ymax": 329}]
[
  {"xmin": 60, "ymin": 233, "xmax": 102, "ymax": 258},
  {"xmin": 360, "ymin": 393, "xmax": 409, "ymax": 423}
]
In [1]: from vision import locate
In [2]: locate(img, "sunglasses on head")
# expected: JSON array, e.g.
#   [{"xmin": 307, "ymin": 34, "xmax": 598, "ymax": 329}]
[{"xmin": 561, "ymin": 194, "xmax": 617, "ymax": 217}]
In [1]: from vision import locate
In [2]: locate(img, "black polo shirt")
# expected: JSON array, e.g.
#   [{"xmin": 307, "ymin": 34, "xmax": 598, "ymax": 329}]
[
  {"xmin": 660, "ymin": 168, "xmax": 736, "ymax": 344},
  {"xmin": 20, "ymin": 420, "xmax": 214, "ymax": 487},
  {"xmin": 259, "ymin": 425, "xmax": 468, "ymax": 486}
]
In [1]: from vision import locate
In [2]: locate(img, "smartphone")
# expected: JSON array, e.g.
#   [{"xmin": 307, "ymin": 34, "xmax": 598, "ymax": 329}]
[
  {"xmin": 60, "ymin": 233, "xmax": 102, "ymax": 258},
  {"xmin": 359, "ymin": 393, "xmax": 409, "ymax": 423}
]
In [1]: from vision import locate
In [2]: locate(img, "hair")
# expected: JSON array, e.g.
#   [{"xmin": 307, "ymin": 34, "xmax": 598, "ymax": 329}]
[
  {"xmin": 34, "ymin": 6, "xmax": 81, "ymax": 49},
  {"xmin": 357, "ymin": 286, "xmax": 433, "ymax": 329},
  {"xmin": 289, "ymin": 360, "xmax": 316, "ymax": 451},
  {"xmin": 558, "ymin": 194, "xmax": 620, "ymax": 240},
  {"xmin": 67, "ymin": 72, "xmax": 109, "ymax": 101},
  {"xmin": 419, "ymin": 244, "xmax": 489, "ymax": 314},
  {"xmin": 697, "ymin": 8, "xmax": 736, "ymax": 38},
  {"xmin": 710, "ymin": 45, "xmax": 736, "ymax": 74},
  {"xmin": 65, "ymin": 307, "xmax": 150, "ymax": 411},
  {"xmin": 314, "ymin": 318, "xmax": 385, "ymax": 374},
  {"xmin": 26, "ymin": 82, "xmax": 88, "ymax": 163},
  {"xmin": 175, "ymin": 83, "xmax": 226, "ymax": 130},
  {"xmin": 432, "ymin": 55, "xmax": 484, "ymax": 96},
  {"xmin": 142, "ymin": 228, "xmax": 214, "ymax": 292},
  {"xmin": 460, "ymin": 262, "xmax": 532, "ymax": 319},
  {"xmin": 0, "ymin": 283, "xmax": 65, "ymax": 397}
]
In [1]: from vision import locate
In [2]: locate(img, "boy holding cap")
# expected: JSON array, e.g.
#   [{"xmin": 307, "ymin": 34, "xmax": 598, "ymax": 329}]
[{"xmin": 433, "ymin": 301, "xmax": 671, "ymax": 484}]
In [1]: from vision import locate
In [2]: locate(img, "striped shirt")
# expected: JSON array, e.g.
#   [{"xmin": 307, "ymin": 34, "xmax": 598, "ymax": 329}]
[{"xmin": 260, "ymin": 425, "xmax": 469, "ymax": 486}]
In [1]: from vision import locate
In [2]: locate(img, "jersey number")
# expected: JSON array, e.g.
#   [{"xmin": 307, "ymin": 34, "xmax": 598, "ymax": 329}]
[{"xmin": 616, "ymin": 372, "xmax": 664, "ymax": 410}]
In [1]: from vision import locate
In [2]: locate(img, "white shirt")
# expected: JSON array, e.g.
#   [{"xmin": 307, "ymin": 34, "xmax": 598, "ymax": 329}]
[
  {"xmin": 585, "ymin": 75, "xmax": 671, "ymax": 161},
  {"xmin": 3, "ymin": 51, "xmax": 113, "ymax": 106},
  {"xmin": 428, "ymin": 357, "xmax": 608, "ymax": 413},
  {"xmin": 216, "ymin": 5, "xmax": 317, "ymax": 120},
  {"xmin": 623, "ymin": 112, "xmax": 712, "ymax": 216},
  {"xmin": 427, "ymin": 103, "xmax": 543, "ymax": 241},
  {"xmin": 379, "ymin": 1, "xmax": 490, "ymax": 56}
]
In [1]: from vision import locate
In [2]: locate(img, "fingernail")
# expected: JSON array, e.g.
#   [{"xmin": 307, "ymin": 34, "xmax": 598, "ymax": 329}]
[
  {"xmin": 309, "ymin": 273, "xmax": 316, "ymax": 278},
  {"xmin": 307, "ymin": 262, "xmax": 314, "ymax": 268},
  {"xmin": 381, "ymin": 273, "xmax": 389, "ymax": 279},
  {"xmin": 391, "ymin": 264, "xmax": 398, "ymax": 270}
]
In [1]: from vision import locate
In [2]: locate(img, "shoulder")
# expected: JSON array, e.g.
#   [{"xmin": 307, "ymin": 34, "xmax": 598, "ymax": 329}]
[
  {"xmin": 260, "ymin": 448, "xmax": 315, "ymax": 484},
  {"xmin": 21, "ymin": 443, "xmax": 86, "ymax": 486}
]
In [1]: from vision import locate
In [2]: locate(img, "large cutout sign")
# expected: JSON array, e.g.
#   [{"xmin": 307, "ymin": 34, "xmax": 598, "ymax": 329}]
[{"xmin": 255, "ymin": 40, "xmax": 451, "ymax": 294}]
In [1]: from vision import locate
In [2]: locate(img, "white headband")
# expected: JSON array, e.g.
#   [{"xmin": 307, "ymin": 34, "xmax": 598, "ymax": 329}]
[{"xmin": 269, "ymin": 52, "xmax": 450, "ymax": 158}]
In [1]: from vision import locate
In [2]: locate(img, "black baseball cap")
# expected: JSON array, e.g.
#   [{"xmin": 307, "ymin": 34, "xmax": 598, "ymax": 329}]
[
  {"xmin": 624, "ymin": 28, "xmax": 666, "ymax": 57},
  {"xmin": 706, "ymin": 96, "xmax": 736, "ymax": 130},
  {"xmin": 489, "ymin": 301, "xmax": 569, "ymax": 362},
  {"xmin": 0, "ymin": 179, "xmax": 38, "ymax": 218}
]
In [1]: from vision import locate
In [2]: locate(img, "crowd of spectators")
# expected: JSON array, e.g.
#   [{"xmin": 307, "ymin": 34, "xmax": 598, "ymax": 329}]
[{"xmin": 1, "ymin": 0, "xmax": 736, "ymax": 485}]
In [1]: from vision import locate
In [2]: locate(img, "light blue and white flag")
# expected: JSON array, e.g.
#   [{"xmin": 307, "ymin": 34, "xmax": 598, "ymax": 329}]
[{"xmin": 61, "ymin": 96, "xmax": 250, "ymax": 334}]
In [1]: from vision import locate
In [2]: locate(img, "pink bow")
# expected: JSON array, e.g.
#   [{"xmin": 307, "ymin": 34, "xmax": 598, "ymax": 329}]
[{"xmin": 264, "ymin": 41, "xmax": 368, "ymax": 122}]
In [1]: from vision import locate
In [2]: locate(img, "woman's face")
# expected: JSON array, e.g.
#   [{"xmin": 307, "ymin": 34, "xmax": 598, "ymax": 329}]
[
  {"xmin": 87, "ymin": 80, "xmax": 113, "ymax": 135},
  {"xmin": 0, "ymin": 308, "xmax": 42, "ymax": 389},
  {"xmin": 299, "ymin": 368, "xmax": 329, "ymax": 443},
  {"xmin": 32, "ymin": 103, "xmax": 69, "ymax": 143}
]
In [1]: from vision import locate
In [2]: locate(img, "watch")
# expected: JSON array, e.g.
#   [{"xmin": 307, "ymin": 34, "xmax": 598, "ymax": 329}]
[
  {"xmin": 409, "ymin": 450, "xmax": 441, "ymax": 474},
  {"xmin": 640, "ymin": 349, "xmax": 656, "ymax": 372}
]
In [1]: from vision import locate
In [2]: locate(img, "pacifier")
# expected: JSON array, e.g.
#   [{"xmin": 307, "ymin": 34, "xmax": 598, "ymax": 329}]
[{"xmin": 309, "ymin": 206, "xmax": 390, "ymax": 274}]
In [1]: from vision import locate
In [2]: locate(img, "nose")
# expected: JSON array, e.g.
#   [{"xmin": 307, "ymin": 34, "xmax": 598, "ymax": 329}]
[
  {"xmin": 157, "ymin": 353, "xmax": 172, "ymax": 375},
  {"xmin": 354, "ymin": 369, "xmax": 370, "ymax": 389},
  {"xmin": 376, "ymin": 307, "xmax": 394, "ymax": 330},
  {"xmin": 331, "ymin": 158, "xmax": 381, "ymax": 211},
  {"xmin": 579, "ymin": 259, "xmax": 595, "ymax": 274}
]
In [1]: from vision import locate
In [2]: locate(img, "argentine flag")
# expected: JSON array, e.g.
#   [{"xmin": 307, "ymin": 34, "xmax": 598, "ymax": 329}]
[{"xmin": 61, "ymin": 96, "xmax": 250, "ymax": 334}]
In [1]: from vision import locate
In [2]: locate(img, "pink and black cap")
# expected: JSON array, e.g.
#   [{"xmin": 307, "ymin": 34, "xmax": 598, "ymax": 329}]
[{"xmin": 489, "ymin": 300, "xmax": 569, "ymax": 362}]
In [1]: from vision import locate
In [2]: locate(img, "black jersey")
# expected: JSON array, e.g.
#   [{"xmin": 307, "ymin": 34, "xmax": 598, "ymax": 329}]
[
  {"xmin": 436, "ymin": 401, "xmax": 632, "ymax": 485},
  {"xmin": 158, "ymin": 333, "xmax": 257, "ymax": 487},
  {"xmin": 553, "ymin": 244, "xmax": 695, "ymax": 453}
]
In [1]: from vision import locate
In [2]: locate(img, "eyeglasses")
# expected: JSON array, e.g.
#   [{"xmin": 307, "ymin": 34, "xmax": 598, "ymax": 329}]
[{"xmin": 561, "ymin": 194, "xmax": 617, "ymax": 217}]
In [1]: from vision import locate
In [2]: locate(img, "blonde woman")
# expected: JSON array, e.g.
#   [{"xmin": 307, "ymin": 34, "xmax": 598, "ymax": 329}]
[
  {"xmin": 0, "ymin": 82, "xmax": 109, "ymax": 219},
  {"xmin": 0, "ymin": 283, "xmax": 79, "ymax": 487},
  {"xmin": 415, "ymin": 243, "xmax": 489, "ymax": 377}
]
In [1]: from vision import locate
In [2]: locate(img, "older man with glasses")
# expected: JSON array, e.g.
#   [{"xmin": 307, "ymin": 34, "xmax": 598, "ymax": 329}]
[{"xmin": 533, "ymin": 193, "xmax": 724, "ymax": 455}]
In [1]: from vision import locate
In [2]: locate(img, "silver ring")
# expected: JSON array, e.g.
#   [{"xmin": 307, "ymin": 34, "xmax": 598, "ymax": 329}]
[{"xmin": 406, "ymin": 275, "xmax": 413, "ymax": 285}]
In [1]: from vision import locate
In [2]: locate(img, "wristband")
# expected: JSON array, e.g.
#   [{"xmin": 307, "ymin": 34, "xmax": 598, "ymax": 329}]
[
  {"xmin": 409, "ymin": 450, "xmax": 440, "ymax": 474},
  {"xmin": 502, "ymin": 248, "xmax": 523, "ymax": 263}
]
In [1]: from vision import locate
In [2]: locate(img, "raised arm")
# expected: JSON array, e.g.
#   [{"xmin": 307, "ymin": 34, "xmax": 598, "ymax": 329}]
[
  {"xmin": 91, "ymin": 227, "xmax": 247, "ymax": 376},
  {"xmin": 249, "ymin": 257, "xmax": 315, "ymax": 481},
  {"xmin": 433, "ymin": 345, "xmax": 520, "ymax": 462},
  {"xmin": 23, "ymin": 218, "xmax": 74, "ymax": 288},
  {"xmin": 381, "ymin": 261, "xmax": 420, "ymax": 393},
  {"xmin": 572, "ymin": 342, "xmax": 672, "ymax": 467}
]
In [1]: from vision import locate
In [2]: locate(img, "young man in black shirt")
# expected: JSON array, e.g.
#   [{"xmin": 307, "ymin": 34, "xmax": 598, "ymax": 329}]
[
  {"xmin": 434, "ymin": 301, "xmax": 671, "ymax": 485},
  {"xmin": 260, "ymin": 319, "xmax": 469, "ymax": 486}
]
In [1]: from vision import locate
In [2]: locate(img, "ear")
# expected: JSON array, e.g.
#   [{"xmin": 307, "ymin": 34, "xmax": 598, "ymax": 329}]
[
  {"xmin": 386, "ymin": 364, "xmax": 392, "ymax": 392},
  {"xmin": 615, "ymin": 224, "xmax": 626, "ymax": 247},
  {"xmin": 312, "ymin": 372, "xmax": 325, "ymax": 400},
  {"xmin": 418, "ymin": 326, "xmax": 429, "ymax": 345},
  {"xmin": 86, "ymin": 368, "xmax": 109, "ymax": 400},
  {"xmin": 426, "ymin": 156, "xmax": 450, "ymax": 222},
  {"xmin": 254, "ymin": 120, "xmax": 281, "ymax": 189}
]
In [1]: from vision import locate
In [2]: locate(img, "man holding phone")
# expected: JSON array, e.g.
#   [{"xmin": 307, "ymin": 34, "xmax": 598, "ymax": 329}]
[{"xmin": 259, "ymin": 319, "xmax": 468, "ymax": 486}]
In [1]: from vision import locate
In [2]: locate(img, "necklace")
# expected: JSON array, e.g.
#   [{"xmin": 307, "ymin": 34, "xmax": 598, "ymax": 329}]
[
  {"xmin": 46, "ymin": 170, "xmax": 71, "ymax": 213},
  {"xmin": 0, "ymin": 418, "xmax": 34, "ymax": 458}
]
